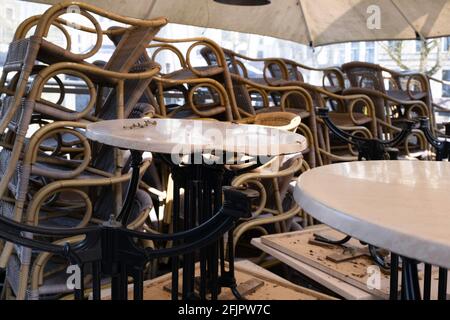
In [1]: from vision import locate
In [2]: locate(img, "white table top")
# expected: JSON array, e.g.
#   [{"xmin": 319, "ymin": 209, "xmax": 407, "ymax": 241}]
[
  {"xmin": 86, "ymin": 118, "xmax": 307, "ymax": 156},
  {"xmin": 251, "ymin": 238, "xmax": 377, "ymax": 300},
  {"xmin": 294, "ymin": 160, "xmax": 450, "ymax": 269}
]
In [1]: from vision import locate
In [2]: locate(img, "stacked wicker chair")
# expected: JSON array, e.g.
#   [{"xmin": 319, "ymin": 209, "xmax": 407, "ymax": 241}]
[
  {"xmin": 1, "ymin": 1, "xmax": 446, "ymax": 301},
  {"xmin": 231, "ymin": 112, "xmax": 311, "ymax": 261},
  {"xmin": 146, "ymin": 37, "xmax": 236, "ymax": 121},
  {"xmin": 426, "ymin": 76, "xmax": 450, "ymax": 132},
  {"xmin": 133, "ymin": 41, "xmax": 317, "ymax": 262},
  {"xmin": 265, "ymin": 57, "xmax": 345, "ymax": 95},
  {"xmin": 341, "ymin": 62, "xmax": 430, "ymax": 158},
  {"xmin": 0, "ymin": 1, "xmax": 167, "ymax": 299},
  {"xmin": 197, "ymin": 47, "xmax": 319, "ymax": 168},
  {"xmin": 215, "ymin": 49, "xmax": 379, "ymax": 165}
]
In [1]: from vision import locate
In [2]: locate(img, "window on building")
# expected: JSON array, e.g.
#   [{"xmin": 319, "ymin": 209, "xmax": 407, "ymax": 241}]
[
  {"xmin": 351, "ymin": 42, "xmax": 360, "ymax": 61},
  {"xmin": 3, "ymin": 27, "xmax": 14, "ymax": 43},
  {"xmin": 0, "ymin": 52, "xmax": 6, "ymax": 66},
  {"xmin": 257, "ymin": 50, "xmax": 264, "ymax": 59},
  {"xmin": 415, "ymin": 40, "xmax": 422, "ymax": 53},
  {"xmin": 221, "ymin": 30, "xmax": 231, "ymax": 41},
  {"xmin": 365, "ymin": 42, "xmax": 375, "ymax": 62},
  {"xmin": 443, "ymin": 37, "xmax": 450, "ymax": 51},
  {"xmin": 238, "ymin": 33, "xmax": 247, "ymax": 42},
  {"xmin": 165, "ymin": 63, "xmax": 171, "ymax": 74},
  {"xmin": 388, "ymin": 40, "xmax": 401, "ymax": 50},
  {"xmin": 325, "ymin": 47, "xmax": 332, "ymax": 64},
  {"xmin": 6, "ymin": 8, "xmax": 14, "ymax": 20},
  {"xmin": 442, "ymin": 70, "xmax": 450, "ymax": 97},
  {"xmin": 336, "ymin": 44, "xmax": 346, "ymax": 64}
]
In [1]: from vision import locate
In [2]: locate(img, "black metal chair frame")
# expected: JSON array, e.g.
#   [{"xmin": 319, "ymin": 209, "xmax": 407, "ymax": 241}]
[
  {"xmin": 418, "ymin": 117, "xmax": 450, "ymax": 161},
  {"xmin": 315, "ymin": 108, "xmax": 449, "ymax": 300},
  {"xmin": 316, "ymin": 107, "xmax": 414, "ymax": 161},
  {"xmin": 0, "ymin": 150, "xmax": 255, "ymax": 300}
]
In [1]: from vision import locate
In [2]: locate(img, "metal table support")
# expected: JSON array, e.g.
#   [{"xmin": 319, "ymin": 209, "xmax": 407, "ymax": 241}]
[{"xmin": 0, "ymin": 150, "xmax": 255, "ymax": 300}]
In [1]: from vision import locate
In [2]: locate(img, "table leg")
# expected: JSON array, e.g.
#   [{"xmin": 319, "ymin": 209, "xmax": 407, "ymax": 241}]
[
  {"xmin": 401, "ymin": 257, "xmax": 421, "ymax": 300},
  {"xmin": 225, "ymin": 227, "xmax": 244, "ymax": 300},
  {"xmin": 423, "ymin": 263, "xmax": 432, "ymax": 300},
  {"xmin": 171, "ymin": 166, "xmax": 181, "ymax": 300},
  {"xmin": 162, "ymin": 154, "xmax": 241, "ymax": 300},
  {"xmin": 117, "ymin": 150, "xmax": 143, "ymax": 225},
  {"xmin": 389, "ymin": 253, "xmax": 399, "ymax": 300},
  {"xmin": 438, "ymin": 267, "xmax": 448, "ymax": 300}
]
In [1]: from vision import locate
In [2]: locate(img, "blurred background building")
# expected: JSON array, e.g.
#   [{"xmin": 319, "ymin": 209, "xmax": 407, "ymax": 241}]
[{"xmin": 1, "ymin": 0, "xmax": 450, "ymax": 105}]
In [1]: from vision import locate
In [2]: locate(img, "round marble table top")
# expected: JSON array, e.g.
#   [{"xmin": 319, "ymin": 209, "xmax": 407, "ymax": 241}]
[
  {"xmin": 294, "ymin": 160, "xmax": 450, "ymax": 269},
  {"xmin": 86, "ymin": 118, "xmax": 307, "ymax": 156}
]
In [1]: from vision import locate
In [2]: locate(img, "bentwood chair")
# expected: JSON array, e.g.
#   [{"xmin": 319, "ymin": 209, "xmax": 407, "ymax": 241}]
[
  {"xmin": 0, "ymin": 2, "xmax": 167, "ymax": 299},
  {"xmin": 228, "ymin": 112, "xmax": 306, "ymax": 260},
  {"xmin": 251, "ymin": 71, "xmax": 376, "ymax": 164},
  {"xmin": 264, "ymin": 57, "xmax": 345, "ymax": 95},
  {"xmin": 231, "ymin": 154, "xmax": 307, "ymax": 262},
  {"xmin": 293, "ymin": 82, "xmax": 378, "ymax": 164},
  {"xmin": 223, "ymin": 54, "xmax": 371, "ymax": 164},
  {"xmin": 341, "ymin": 62, "xmax": 431, "ymax": 121},
  {"xmin": 0, "ymin": 1, "xmax": 167, "ymax": 196},
  {"xmin": 199, "ymin": 46, "xmax": 321, "ymax": 168},
  {"xmin": 0, "ymin": 1, "xmax": 167, "ymax": 132},
  {"xmin": 0, "ymin": 18, "xmax": 166, "ymax": 207},
  {"xmin": 0, "ymin": 119, "xmax": 155, "ymax": 299},
  {"xmin": 201, "ymin": 47, "xmax": 377, "ymax": 166},
  {"xmin": 341, "ymin": 62, "xmax": 430, "ymax": 158},
  {"xmin": 2, "ymin": 187, "xmax": 153, "ymax": 300},
  {"xmin": 146, "ymin": 37, "xmax": 236, "ymax": 121},
  {"xmin": 418, "ymin": 76, "xmax": 450, "ymax": 133},
  {"xmin": 234, "ymin": 111, "xmax": 315, "ymax": 169}
]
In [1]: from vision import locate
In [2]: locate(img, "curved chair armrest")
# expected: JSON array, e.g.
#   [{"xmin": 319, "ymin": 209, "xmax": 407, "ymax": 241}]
[
  {"xmin": 233, "ymin": 204, "xmax": 300, "ymax": 246},
  {"xmin": 153, "ymin": 36, "xmax": 229, "ymax": 78},
  {"xmin": 153, "ymin": 76, "xmax": 232, "ymax": 119},
  {"xmin": 25, "ymin": 160, "xmax": 151, "ymax": 227},
  {"xmin": 417, "ymin": 117, "xmax": 450, "ymax": 161},
  {"xmin": 30, "ymin": 235, "xmax": 86, "ymax": 298},
  {"xmin": 282, "ymin": 59, "xmax": 345, "ymax": 90},
  {"xmin": 31, "ymin": 61, "xmax": 161, "ymax": 91},
  {"xmin": 114, "ymin": 186, "xmax": 256, "ymax": 244},
  {"xmin": 25, "ymin": 121, "xmax": 89, "ymax": 176},
  {"xmin": 231, "ymin": 157, "xmax": 303, "ymax": 186},
  {"xmin": 147, "ymin": 43, "xmax": 187, "ymax": 69},
  {"xmin": 230, "ymin": 74, "xmax": 314, "ymax": 113},
  {"xmin": 14, "ymin": 14, "xmax": 131, "ymax": 43},
  {"xmin": 34, "ymin": 1, "xmax": 167, "ymax": 38},
  {"xmin": 344, "ymin": 87, "xmax": 429, "ymax": 117},
  {"xmin": 433, "ymin": 102, "xmax": 450, "ymax": 113}
]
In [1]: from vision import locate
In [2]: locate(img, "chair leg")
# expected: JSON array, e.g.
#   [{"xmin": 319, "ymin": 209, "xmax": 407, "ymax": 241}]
[
  {"xmin": 0, "ymin": 242, "xmax": 14, "ymax": 268},
  {"xmin": 17, "ymin": 263, "xmax": 31, "ymax": 300},
  {"xmin": 1, "ymin": 278, "xmax": 12, "ymax": 300}
]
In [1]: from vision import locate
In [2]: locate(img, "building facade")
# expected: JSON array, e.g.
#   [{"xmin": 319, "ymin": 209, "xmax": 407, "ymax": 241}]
[{"xmin": 1, "ymin": 0, "xmax": 450, "ymax": 104}]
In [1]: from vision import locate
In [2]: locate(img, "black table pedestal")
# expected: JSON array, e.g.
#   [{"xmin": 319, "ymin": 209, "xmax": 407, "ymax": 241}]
[
  {"xmin": 389, "ymin": 254, "xmax": 448, "ymax": 300},
  {"xmin": 162, "ymin": 153, "xmax": 244, "ymax": 300}
]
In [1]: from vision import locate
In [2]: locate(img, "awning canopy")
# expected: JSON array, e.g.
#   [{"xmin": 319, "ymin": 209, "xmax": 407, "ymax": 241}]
[{"xmin": 27, "ymin": 0, "xmax": 450, "ymax": 46}]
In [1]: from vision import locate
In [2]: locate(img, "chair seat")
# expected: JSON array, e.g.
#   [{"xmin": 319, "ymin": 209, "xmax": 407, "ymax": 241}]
[
  {"xmin": 5, "ymin": 189, "xmax": 153, "ymax": 299},
  {"xmin": 255, "ymin": 107, "xmax": 310, "ymax": 119},
  {"xmin": 164, "ymin": 66, "xmax": 223, "ymax": 82},
  {"xmin": 386, "ymin": 89, "xmax": 427, "ymax": 101},
  {"xmin": 250, "ymin": 78, "xmax": 287, "ymax": 86},
  {"xmin": 167, "ymin": 103, "xmax": 227, "ymax": 121},
  {"xmin": 328, "ymin": 112, "xmax": 373, "ymax": 126},
  {"xmin": 32, "ymin": 161, "xmax": 104, "ymax": 180},
  {"xmin": 4, "ymin": 37, "xmax": 85, "ymax": 71}
]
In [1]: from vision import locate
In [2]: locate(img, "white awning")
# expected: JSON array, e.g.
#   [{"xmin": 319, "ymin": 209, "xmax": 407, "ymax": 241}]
[{"xmin": 27, "ymin": 0, "xmax": 450, "ymax": 46}]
